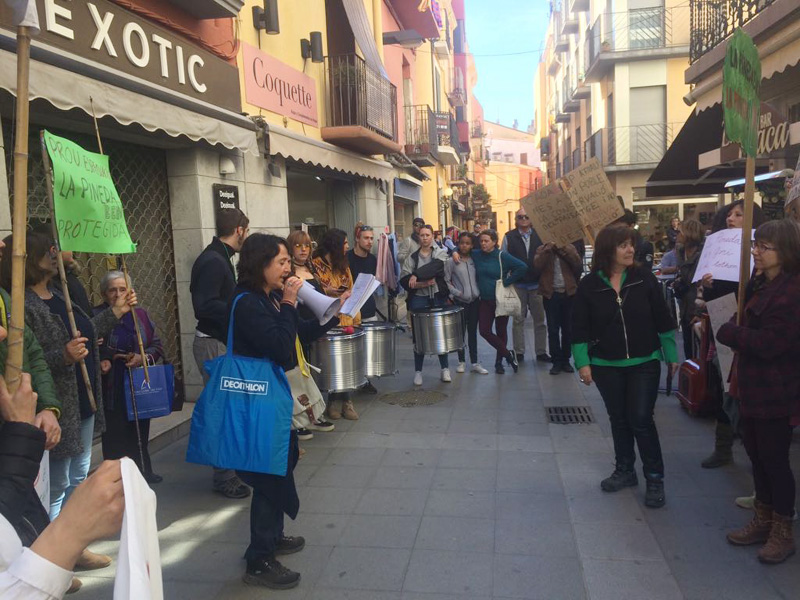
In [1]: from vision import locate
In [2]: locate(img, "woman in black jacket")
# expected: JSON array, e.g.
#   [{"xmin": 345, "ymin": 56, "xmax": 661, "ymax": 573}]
[
  {"xmin": 572, "ymin": 224, "xmax": 679, "ymax": 508},
  {"xmin": 230, "ymin": 234, "xmax": 337, "ymax": 590}
]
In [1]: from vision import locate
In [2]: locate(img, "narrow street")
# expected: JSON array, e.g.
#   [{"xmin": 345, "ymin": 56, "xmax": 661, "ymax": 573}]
[{"xmin": 73, "ymin": 327, "xmax": 798, "ymax": 600}]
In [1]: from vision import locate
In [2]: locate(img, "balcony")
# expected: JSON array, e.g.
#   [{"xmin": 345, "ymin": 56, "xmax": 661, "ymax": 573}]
[
  {"xmin": 583, "ymin": 6, "xmax": 690, "ymax": 83},
  {"xmin": 435, "ymin": 111, "xmax": 462, "ymax": 166},
  {"xmin": 403, "ymin": 105, "xmax": 439, "ymax": 167},
  {"xmin": 585, "ymin": 130, "xmax": 603, "ymax": 163},
  {"xmin": 563, "ymin": 73, "xmax": 581, "ymax": 112},
  {"xmin": 563, "ymin": 155, "xmax": 573, "ymax": 174},
  {"xmin": 562, "ymin": 11, "xmax": 579, "ymax": 35},
  {"xmin": 570, "ymin": 0, "xmax": 590, "ymax": 13},
  {"xmin": 573, "ymin": 75, "xmax": 591, "ymax": 99},
  {"xmin": 690, "ymin": 0, "xmax": 778, "ymax": 64},
  {"xmin": 322, "ymin": 55, "xmax": 401, "ymax": 155},
  {"xmin": 586, "ymin": 124, "xmax": 680, "ymax": 169},
  {"xmin": 471, "ymin": 120, "xmax": 483, "ymax": 139}
]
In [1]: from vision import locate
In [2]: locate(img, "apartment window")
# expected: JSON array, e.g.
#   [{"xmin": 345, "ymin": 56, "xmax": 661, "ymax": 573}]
[
  {"xmin": 629, "ymin": 0, "xmax": 665, "ymax": 49},
  {"xmin": 629, "ymin": 86, "xmax": 667, "ymax": 163},
  {"xmin": 520, "ymin": 153, "xmax": 528, "ymax": 165}
]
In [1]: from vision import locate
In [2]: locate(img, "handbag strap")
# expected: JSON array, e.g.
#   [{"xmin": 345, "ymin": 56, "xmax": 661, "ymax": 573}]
[
  {"xmin": 498, "ymin": 251, "xmax": 505, "ymax": 282},
  {"xmin": 225, "ymin": 293, "xmax": 249, "ymax": 356}
]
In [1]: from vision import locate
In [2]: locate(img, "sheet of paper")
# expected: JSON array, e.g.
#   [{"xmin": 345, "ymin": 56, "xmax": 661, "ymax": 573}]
[
  {"xmin": 706, "ymin": 293, "xmax": 737, "ymax": 393},
  {"xmin": 692, "ymin": 229, "xmax": 755, "ymax": 283},
  {"xmin": 340, "ymin": 273, "xmax": 380, "ymax": 318},
  {"xmin": 34, "ymin": 451, "xmax": 49, "ymax": 512}
]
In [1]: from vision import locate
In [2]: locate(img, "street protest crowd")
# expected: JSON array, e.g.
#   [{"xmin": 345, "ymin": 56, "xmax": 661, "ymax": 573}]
[{"xmin": 1, "ymin": 198, "xmax": 800, "ymax": 598}]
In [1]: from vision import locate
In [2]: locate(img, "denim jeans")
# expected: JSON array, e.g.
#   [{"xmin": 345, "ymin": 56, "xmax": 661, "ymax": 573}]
[
  {"xmin": 49, "ymin": 414, "xmax": 95, "ymax": 519},
  {"xmin": 409, "ymin": 294, "xmax": 449, "ymax": 371},
  {"xmin": 592, "ymin": 360, "xmax": 664, "ymax": 479},
  {"xmin": 456, "ymin": 299, "xmax": 480, "ymax": 364},
  {"xmin": 543, "ymin": 292, "xmax": 574, "ymax": 366}
]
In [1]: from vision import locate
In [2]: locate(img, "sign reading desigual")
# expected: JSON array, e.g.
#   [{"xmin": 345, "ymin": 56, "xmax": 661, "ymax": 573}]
[{"xmin": 722, "ymin": 29, "xmax": 761, "ymax": 158}]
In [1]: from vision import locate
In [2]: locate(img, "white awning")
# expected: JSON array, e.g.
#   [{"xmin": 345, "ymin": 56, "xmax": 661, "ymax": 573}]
[
  {"xmin": 0, "ymin": 48, "xmax": 259, "ymax": 155},
  {"xmin": 269, "ymin": 126, "xmax": 394, "ymax": 181}
]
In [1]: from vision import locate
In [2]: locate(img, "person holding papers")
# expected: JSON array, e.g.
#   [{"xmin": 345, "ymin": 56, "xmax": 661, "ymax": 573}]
[{"xmin": 348, "ymin": 224, "xmax": 380, "ymax": 395}]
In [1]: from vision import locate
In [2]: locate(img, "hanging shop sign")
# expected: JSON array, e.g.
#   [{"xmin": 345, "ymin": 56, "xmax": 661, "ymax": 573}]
[
  {"xmin": 242, "ymin": 43, "xmax": 318, "ymax": 127},
  {"xmin": 721, "ymin": 103, "xmax": 790, "ymax": 159},
  {"xmin": 722, "ymin": 29, "xmax": 761, "ymax": 158},
  {"xmin": 0, "ymin": 0, "xmax": 241, "ymax": 112},
  {"xmin": 212, "ymin": 183, "xmax": 240, "ymax": 225}
]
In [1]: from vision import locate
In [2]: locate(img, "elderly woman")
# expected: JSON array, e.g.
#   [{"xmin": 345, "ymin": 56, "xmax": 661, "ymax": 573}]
[{"xmin": 96, "ymin": 270, "xmax": 165, "ymax": 484}]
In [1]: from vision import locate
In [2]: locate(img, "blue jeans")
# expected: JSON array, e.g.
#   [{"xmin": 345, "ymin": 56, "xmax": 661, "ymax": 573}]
[
  {"xmin": 49, "ymin": 415, "xmax": 95, "ymax": 519},
  {"xmin": 543, "ymin": 292, "xmax": 574, "ymax": 365},
  {"xmin": 409, "ymin": 294, "xmax": 449, "ymax": 371}
]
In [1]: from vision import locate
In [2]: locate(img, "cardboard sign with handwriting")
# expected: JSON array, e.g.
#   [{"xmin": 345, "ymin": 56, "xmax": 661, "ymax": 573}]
[
  {"xmin": 522, "ymin": 182, "xmax": 584, "ymax": 246},
  {"xmin": 691, "ymin": 228, "xmax": 755, "ymax": 283}
]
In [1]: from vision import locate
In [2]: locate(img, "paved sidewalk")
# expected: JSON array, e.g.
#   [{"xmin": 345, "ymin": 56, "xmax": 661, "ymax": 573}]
[{"xmin": 76, "ymin": 327, "xmax": 799, "ymax": 599}]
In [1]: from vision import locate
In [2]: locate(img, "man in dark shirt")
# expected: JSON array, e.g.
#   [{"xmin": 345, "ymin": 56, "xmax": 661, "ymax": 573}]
[
  {"xmin": 616, "ymin": 210, "xmax": 654, "ymax": 271},
  {"xmin": 190, "ymin": 208, "xmax": 251, "ymax": 499},
  {"xmin": 347, "ymin": 224, "xmax": 379, "ymax": 394}
]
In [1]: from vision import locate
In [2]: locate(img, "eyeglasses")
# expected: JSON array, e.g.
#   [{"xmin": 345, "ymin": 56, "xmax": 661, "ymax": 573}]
[
  {"xmin": 294, "ymin": 243, "xmax": 311, "ymax": 250},
  {"xmin": 516, "ymin": 215, "xmax": 530, "ymax": 221},
  {"xmin": 751, "ymin": 242, "xmax": 776, "ymax": 254}
]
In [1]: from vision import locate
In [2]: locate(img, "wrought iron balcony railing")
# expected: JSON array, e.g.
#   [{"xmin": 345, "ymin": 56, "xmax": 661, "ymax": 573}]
[
  {"xmin": 585, "ymin": 123, "xmax": 680, "ymax": 167},
  {"xmin": 435, "ymin": 111, "xmax": 461, "ymax": 151},
  {"xmin": 689, "ymin": 0, "xmax": 777, "ymax": 64},
  {"xmin": 403, "ymin": 105, "xmax": 439, "ymax": 164}
]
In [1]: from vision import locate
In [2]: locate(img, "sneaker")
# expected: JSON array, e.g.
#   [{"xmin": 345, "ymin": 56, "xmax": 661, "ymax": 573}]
[
  {"xmin": 441, "ymin": 368, "xmax": 452, "ymax": 383},
  {"xmin": 506, "ymin": 350, "xmax": 519, "ymax": 373},
  {"xmin": 456, "ymin": 362, "xmax": 466, "ymax": 373},
  {"xmin": 342, "ymin": 400, "xmax": 359, "ymax": 421},
  {"xmin": 307, "ymin": 420, "xmax": 335, "ymax": 432},
  {"xmin": 327, "ymin": 401, "xmax": 342, "ymax": 421},
  {"xmin": 296, "ymin": 428, "xmax": 314, "ymax": 441},
  {"xmin": 645, "ymin": 480, "xmax": 666, "ymax": 508},
  {"xmin": 213, "ymin": 476, "xmax": 251, "ymax": 499},
  {"xmin": 537, "ymin": 353, "xmax": 553, "ymax": 363},
  {"xmin": 413, "ymin": 371, "xmax": 423, "ymax": 386},
  {"xmin": 360, "ymin": 380, "xmax": 378, "ymax": 395},
  {"xmin": 561, "ymin": 363, "xmax": 575, "ymax": 374},
  {"xmin": 735, "ymin": 493, "xmax": 755, "ymax": 510},
  {"xmin": 600, "ymin": 468, "xmax": 638, "ymax": 493},
  {"xmin": 275, "ymin": 535, "xmax": 306, "ymax": 556},
  {"xmin": 243, "ymin": 557, "xmax": 301, "ymax": 589},
  {"xmin": 471, "ymin": 363, "xmax": 489, "ymax": 374},
  {"xmin": 549, "ymin": 364, "xmax": 562, "ymax": 375}
]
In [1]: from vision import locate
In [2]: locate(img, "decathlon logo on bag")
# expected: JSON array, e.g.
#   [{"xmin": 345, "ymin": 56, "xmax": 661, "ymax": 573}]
[{"xmin": 220, "ymin": 377, "xmax": 269, "ymax": 395}]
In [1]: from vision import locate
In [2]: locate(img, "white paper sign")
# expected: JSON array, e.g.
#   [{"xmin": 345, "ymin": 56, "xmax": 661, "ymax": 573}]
[
  {"xmin": 706, "ymin": 293, "xmax": 738, "ymax": 393},
  {"xmin": 692, "ymin": 229, "xmax": 754, "ymax": 284},
  {"xmin": 114, "ymin": 458, "xmax": 163, "ymax": 600},
  {"xmin": 340, "ymin": 273, "xmax": 381, "ymax": 318},
  {"xmin": 34, "ymin": 451, "xmax": 49, "ymax": 512}
]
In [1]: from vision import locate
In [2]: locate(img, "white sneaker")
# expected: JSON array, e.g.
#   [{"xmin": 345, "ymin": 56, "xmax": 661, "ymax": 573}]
[
  {"xmin": 413, "ymin": 372, "xmax": 423, "ymax": 386},
  {"xmin": 471, "ymin": 363, "xmax": 489, "ymax": 375},
  {"xmin": 456, "ymin": 362, "xmax": 466, "ymax": 373},
  {"xmin": 441, "ymin": 368, "xmax": 452, "ymax": 383}
]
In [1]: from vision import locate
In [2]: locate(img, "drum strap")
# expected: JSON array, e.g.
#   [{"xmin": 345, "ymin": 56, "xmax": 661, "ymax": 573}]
[{"xmin": 295, "ymin": 336, "xmax": 311, "ymax": 378}]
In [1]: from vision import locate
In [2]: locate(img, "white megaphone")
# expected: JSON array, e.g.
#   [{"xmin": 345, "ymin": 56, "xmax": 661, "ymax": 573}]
[{"xmin": 297, "ymin": 283, "xmax": 341, "ymax": 324}]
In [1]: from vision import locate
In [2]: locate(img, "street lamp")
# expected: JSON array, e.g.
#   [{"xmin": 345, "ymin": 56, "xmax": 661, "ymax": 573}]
[{"xmin": 439, "ymin": 187, "xmax": 454, "ymax": 228}]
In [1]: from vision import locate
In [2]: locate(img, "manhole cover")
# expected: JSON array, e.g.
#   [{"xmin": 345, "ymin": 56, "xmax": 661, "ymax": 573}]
[
  {"xmin": 547, "ymin": 406, "xmax": 594, "ymax": 424},
  {"xmin": 379, "ymin": 390, "xmax": 447, "ymax": 407}
]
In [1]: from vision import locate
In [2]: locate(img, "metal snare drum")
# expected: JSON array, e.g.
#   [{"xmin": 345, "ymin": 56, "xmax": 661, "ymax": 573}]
[
  {"xmin": 411, "ymin": 306, "xmax": 464, "ymax": 355},
  {"xmin": 362, "ymin": 322, "xmax": 397, "ymax": 377},
  {"xmin": 309, "ymin": 327, "xmax": 367, "ymax": 392}
]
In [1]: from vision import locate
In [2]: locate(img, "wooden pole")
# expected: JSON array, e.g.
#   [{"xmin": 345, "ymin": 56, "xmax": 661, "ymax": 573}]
[
  {"xmin": 6, "ymin": 27, "xmax": 32, "ymax": 394},
  {"xmin": 736, "ymin": 155, "xmax": 756, "ymax": 325},
  {"xmin": 89, "ymin": 98, "xmax": 148, "ymax": 383},
  {"xmin": 40, "ymin": 132, "xmax": 97, "ymax": 411}
]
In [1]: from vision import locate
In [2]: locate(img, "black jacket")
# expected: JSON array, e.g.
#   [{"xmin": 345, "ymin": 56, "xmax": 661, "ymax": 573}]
[
  {"xmin": 65, "ymin": 268, "xmax": 93, "ymax": 316},
  {"xmin": 504, "ymin": 228, "xmax": 544, "ymax": 284},
  {"xmin": 190, "ymin": 237, "xmax": 237, "ymax": 342},
  {"xmin": 399, "ymin": 249, "xmax": 449, "ymax": 304},
  {"xmin": 0, "ymin": 422, "xmax": 50, "ymax": 547},
  {"xmin": 636, "ymin": 236, "xmax": 655, "ymax": 272},
  {"xmin": 572, "ymin": 267, "xmax": 676, "ymax": 361}
]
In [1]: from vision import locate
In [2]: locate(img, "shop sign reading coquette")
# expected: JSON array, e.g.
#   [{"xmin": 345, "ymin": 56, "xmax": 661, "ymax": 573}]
[
  {"xmin": 242, "ymin": 42, "xmax": 318, "ymax": 127},
  {"xmin": 0, "ymin": 0, "xmax": 241, "ymax": 113}
]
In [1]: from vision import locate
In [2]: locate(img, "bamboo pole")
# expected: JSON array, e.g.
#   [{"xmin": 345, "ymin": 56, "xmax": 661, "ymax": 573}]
[
  {"xmin": 40, "ymin": 132, "xmax": 97, "ymax": 411},
  {"xmin": 6, "ymin": 27, "xmax": 32, "ymax": 394},
  {"xmin": 736, "ymin": 155, "xmax": 756, "ymax": 325}
]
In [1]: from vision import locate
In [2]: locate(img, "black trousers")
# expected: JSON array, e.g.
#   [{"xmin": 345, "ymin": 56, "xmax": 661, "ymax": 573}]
[
  {"xmin": 456, "ymin": 299, "xmax": 480, "ymax": 364},
  {"xmin": 543, "ymin": 292, "xmax": 574, "ymax": 365},
  {"xmin": 101, "ymin": 407, "xmax": 152, "ymax": 477},
  {"xmin": 236, "ymin": 471, "xmax": 285, "ymax": 562},
  {"xmin": 592, "ymin": 360, "xmax": 664, "ymax": 479},
  {"xmin": 739, "ymin": 416, "xmax": 795, "ymax": 516}
]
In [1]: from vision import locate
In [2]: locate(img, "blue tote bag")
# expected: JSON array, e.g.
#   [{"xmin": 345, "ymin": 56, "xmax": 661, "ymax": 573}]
[
  {"xmin": 124, "ymin": 363, "xmax": 175, "ymax": 421},
  {"xmin": 186, "ymin": 294, "xmax": 293, "ymax": 476}
]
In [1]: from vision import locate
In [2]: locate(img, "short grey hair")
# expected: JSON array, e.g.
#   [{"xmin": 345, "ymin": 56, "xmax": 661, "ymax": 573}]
[{"xmin": 100, "ymin": 270, "xmax": 130, "ymax": 294}]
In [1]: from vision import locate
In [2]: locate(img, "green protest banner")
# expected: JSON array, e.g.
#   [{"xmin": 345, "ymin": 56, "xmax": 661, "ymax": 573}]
[
  {"xmin": 722, "ymin": 29, "xmax": 761, "ymax": 158},
  {"xmin": 43, "ymin": 130, "xmax": 136, "ymax": 254}
]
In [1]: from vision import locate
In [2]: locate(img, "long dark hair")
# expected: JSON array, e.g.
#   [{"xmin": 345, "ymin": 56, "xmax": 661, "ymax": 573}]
[
  {"xmin": 709, "ymin": 200, "xmax": 766, "ymax": 234},
  {"xmin": 591, "ymin": 224, "xmax": 638, "ymax": 275},
  {"xmin": 313, "ymin": 228, "xmax": 349, "ymax": 273},
  {"xmin": 236, "ymin": 233, "xmax": 287, "ymax": 291}
]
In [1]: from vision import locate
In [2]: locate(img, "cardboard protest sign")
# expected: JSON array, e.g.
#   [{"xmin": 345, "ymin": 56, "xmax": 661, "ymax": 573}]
[
  {"xmin": 691, "ymin": 228, "xmax": 754, "ymax": 284},
  {"xmin": 43, "ymin": 131, "xmax": 136, "ymax": 254},
  {"xmin": 522, "ymin": 158, "xmax": 623, "ymax": 245}
]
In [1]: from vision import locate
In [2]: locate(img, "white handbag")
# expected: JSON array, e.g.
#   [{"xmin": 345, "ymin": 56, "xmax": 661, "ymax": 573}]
[{"xmin": 494, "ymin": 251, "xmax": 522, "ymax": 318}]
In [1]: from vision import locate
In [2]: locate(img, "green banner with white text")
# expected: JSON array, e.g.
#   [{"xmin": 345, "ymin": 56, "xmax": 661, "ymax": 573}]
[
  {"xmin": 722, "ymin": 29, "xmax": 761, "ymax": 158},
  {"xmin": 43, "ymin": 131, "xmax": 136, "ymax": 254}
]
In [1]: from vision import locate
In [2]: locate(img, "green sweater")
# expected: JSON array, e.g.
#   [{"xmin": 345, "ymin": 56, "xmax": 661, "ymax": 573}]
[
  {"xmin": 471, "ymin": 249, "xmax": 528, "ymax": 300},
  {"xmin": 571, "ymin": 271, "xmax": 678, "ymax": 369}
]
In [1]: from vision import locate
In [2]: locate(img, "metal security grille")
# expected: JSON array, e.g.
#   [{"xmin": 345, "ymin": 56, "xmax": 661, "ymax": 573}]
[
  {"xmin": 547, "ymin": 406, "xmax": 595, "ymax": 425},
  {"xmin": 2, "ymin": 120, "xmax": 184, "ymax": 404}
]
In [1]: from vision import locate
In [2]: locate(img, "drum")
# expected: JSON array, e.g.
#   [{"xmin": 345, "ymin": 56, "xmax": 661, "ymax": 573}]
[
  {"xmin": 309, "ymin": 327, "xmax": 367, "ymax": 392},
  {"xmin": 411, "ymin": 306, "xmax": 464, "ymax": 355},
  {"xmin": 362, "ymin": 322, "xmax": 397, "ymax": 377}
]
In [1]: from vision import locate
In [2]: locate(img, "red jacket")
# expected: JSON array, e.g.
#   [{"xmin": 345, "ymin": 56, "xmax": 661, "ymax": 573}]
[{"xmin": 717, "ymin": 272, "xmax": 800, "ymax": 419}]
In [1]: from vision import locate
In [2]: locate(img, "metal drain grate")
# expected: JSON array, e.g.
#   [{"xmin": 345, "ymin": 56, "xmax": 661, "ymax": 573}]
[
  {"xmin": 547, "ymin": 406, "xmax": 595, "ymax": 424},
  {"xmin": 378, "ymin": 390, "xmax": 447, "ymax": 407}
]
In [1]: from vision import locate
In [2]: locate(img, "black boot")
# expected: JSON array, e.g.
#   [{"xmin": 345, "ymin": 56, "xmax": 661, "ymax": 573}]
[
  {"xmin": 243, "ymin": 557, "xmax": 301, "ymax": 589},
  {"xmin": 495, "ymin": 360, "xmax": 505, "ymax": 374},
  {"xmin": 701, "ymin": 421, "xmax": 734, "ymax": 469},
  {"xmin": 600, "ymin": 467, "xmax": 638, "ymax": 492},
  {"xmin": 506, "ymin": 350, "xmax": 519, "ymax": 373},
  {"xmin": 645, "ymin": 477, "xmax": 666, "ymax": 509}
]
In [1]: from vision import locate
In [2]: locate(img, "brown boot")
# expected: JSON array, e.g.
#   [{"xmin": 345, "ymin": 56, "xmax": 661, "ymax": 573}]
[
  {"xmin": 327, "ymin": 401, "xmax": 341, "ymax": 420},
  {"xmin": 75, "ymin": 548, "xmax": 112, "ymax": 570},
  {"xmin": 342, "ymin": 399, "xmax": 359, "ymax": 421},
  {"xmin": 728, "ymin": 500, "xmax": 773, "ymax": 546},
  {"xmin": 758, "ymin": 512, "xmax": 796, "ymax": 564},
  {"xmin": 66, "ymin": 577, "xmax": 82, "ymax": 594}
]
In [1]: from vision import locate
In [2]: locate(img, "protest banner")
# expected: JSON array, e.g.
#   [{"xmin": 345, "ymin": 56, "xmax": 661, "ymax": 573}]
[
  {"xmin": 43, "ymin": 130, "xmax": 136, "ymax": 254},
  {"xmin": 706, "ymin": 294, "xmax": 737, "ymax": 394},
  {"xmin": 691, "ymin": 229, "xmax": 754, "ymax": 284},
  {"xmin": 522, "ymin": 158, "xmax": 623, "ymax": 245}
]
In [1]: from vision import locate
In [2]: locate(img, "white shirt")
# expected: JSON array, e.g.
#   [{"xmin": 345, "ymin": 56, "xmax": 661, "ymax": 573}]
[{"xmin": 0, "ymin": 514, "xmax": 73, "ymax": 600}]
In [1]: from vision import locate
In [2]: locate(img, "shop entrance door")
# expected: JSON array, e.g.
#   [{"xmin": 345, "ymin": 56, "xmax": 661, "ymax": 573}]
[{"xmin": 332, "ymin": 180, "xmax": 357, "ymax": 233}]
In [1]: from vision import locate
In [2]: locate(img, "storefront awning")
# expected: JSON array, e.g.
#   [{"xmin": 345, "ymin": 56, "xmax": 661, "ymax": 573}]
[
  {"xmin": 724, "ymin": 169, "xmax": 794, "ymax": 190},
  {"xmin": 269, "ymin": 126, "xmax": 394, "ymax": 181},
  {"xmin": 0, "ymin": 48, "xmax": 259, "ymax": 155}
]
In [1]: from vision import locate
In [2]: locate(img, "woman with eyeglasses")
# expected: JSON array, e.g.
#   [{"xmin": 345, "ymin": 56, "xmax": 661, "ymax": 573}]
[{"xmin": 717, "ymin": 219, "xmax": 800, "ymax": 564}]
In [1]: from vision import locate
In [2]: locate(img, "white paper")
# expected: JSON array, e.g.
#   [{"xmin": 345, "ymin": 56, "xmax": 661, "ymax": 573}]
[
  {"xmin": 692, "ymin": 229, "xmax": 754, "ymax": 284},
  {"xmin": 706, "ymin": 293, "xmax": 737, "ymax": 393},
  {"xmin": 114, "ymin": 458, "xmax": 163, "ymax": 600},
  {"xmin": 340, "ymin": 273, "xmax": 381, "ymax": 318},
  {"xmin": 33, "ymin": 451, "xmax": 49, "ymax": 512}
]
